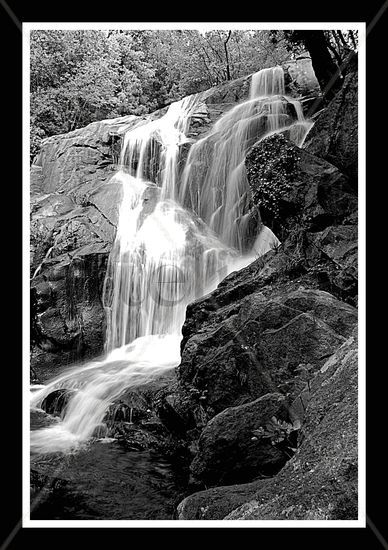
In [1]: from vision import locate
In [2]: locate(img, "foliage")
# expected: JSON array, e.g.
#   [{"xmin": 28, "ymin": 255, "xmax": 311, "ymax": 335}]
[
  {"xmin": 284, "ymin": 30, "xmax": 358, "ymax": 65},
  {"xmin": 252, "ymin": 415, "xmax": 300, "ymax": 458},
  {"xmin": 246, "ymin": 133, "xmax": 300, "ymax": 221},
  {"xmin": 252, "ymin": 416, "xmax": 299, "ymax": 445},
  {"xmin": 283, "ymin": 30, "xmax": 358, "ymax": 101},
  {"xmin": 323, "ymin": 31, "xmax": 358, "ymax": 64},
  {"xmin": 130, "ymin": 30, "xmax": 292, "ymax": 97},
  {"xmin": 30, "ymin": 29, "xmax": 295, "ymax": 161},
  {"xmin": 30, "ymin": 31, "xmax": 155, "ymax": 152},
  {"xmin": 30, "ymin": 29, "xmax": 359, "ymax": 161}
]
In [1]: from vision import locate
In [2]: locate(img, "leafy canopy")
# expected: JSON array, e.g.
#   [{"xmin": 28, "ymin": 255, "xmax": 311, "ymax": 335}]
[{"xmin": 30, "ymin": 29, "xmax": 293, "ymax": 159}]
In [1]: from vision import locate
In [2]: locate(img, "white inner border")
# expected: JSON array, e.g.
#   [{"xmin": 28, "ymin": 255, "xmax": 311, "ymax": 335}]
[{"xmin": 22, "ymin": 21, "xmax": 366, "ymax": 529}]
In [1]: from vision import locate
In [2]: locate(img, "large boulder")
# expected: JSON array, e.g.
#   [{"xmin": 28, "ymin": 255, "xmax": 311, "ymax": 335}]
[
  {"xmin": 178, "ymin": 331, "xmax": 358, "ymax": 520},
  {"xmin": 307, "ymin": 224, "xmax": 358, "ymax": 303},
  {"xmin": 175, "ymin": 283, "xmax": 357, "ymax": 431},
  {"xmin": 243, "ymin": 131, "xmax": 357, "ymax": 305},
  {"xmin": 189, "ymin": 393, "xmax": 294, "ymax": 487},
  {"xmin": 31, "ymin": 115, "xmax": 139, "ymax": 198},
  {"xmin": 245, "ymin": 133, "xmax": 357, "ymax": 234}
]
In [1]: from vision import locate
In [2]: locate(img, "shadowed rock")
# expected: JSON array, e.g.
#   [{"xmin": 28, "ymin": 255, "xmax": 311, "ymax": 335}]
[
  {"xmin": 176, "ymin": 287, "xmax": 357, "ymax": 427},
  {"xmin": 41, "ymin": 389, "xmax": 76, "ymax": 418},
  {"xmin": 246, "ymin": 133, "xmax": 357, "ymax": 235},
  {"xmin": 178, "ymin": 331, "xmax": 358, "ymax": 520},
  {"xmin": 190, "ymin": 393, "xmax": 294, "ymax": 487},
  {"xmin": 304, "ymin": 54, "xmax": 358, "ymax": 185}
]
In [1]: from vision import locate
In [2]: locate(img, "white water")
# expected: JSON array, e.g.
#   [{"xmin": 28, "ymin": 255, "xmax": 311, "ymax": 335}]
[
  {"xmin": 179, "ymin": 66, "xmax": 312, "ymax": 249},
  {"xmin": 31, "ymin": 67, "xmax": 311, "ymax": 454}
]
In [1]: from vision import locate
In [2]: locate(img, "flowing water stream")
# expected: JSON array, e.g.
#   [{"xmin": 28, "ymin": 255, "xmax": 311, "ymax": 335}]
[{"xmin": 30, "ymin": 67, "xmax": 312, "ymax": 517}]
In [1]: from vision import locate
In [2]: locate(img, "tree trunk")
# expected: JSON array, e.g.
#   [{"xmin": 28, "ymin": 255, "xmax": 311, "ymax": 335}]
[
  {"xmin": 302, "ymin": 30, "xmax": 342, "ymax": 101},
  {"xmin": 349, "ymin": 30, "xmax": 357, "ymax": 49}
]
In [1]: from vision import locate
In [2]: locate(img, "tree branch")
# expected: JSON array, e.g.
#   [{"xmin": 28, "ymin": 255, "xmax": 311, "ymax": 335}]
[{"xmin": 224, "ymin": 30, "xmax": 232, "ymax": 80}]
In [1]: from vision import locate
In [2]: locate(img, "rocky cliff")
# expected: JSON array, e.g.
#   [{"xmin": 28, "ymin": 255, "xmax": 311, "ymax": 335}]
[{"xmin": 172, "ymin": 59, "xmax": 358, "ymax": 520}]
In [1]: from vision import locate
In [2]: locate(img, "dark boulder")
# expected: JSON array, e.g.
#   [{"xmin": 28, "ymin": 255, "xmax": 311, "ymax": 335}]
[
  {"xmin": 178, "ymin": 331, "xmax": 358, "ymax": 520},
  {"xmin": 190, "ymin": 393, "xmax": 295, "ymax": 487},
  {"xmin": 100, "ymin": 369, "xmax": 190, "ymax": 457},
  {"xmin": 177, "ymin": 283, "xmax": 357, "ymax": 430},
  {"xmin": 306, "ymin": 224, "xmax": 358, "ymax": 304},
  {"xmin": 245, "ymin": 133, "xmax": 357, "ymax": 235}
]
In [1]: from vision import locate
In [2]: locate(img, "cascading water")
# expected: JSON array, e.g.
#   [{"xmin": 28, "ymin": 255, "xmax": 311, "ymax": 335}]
[
  {"xmin": 179, "ymin": 66, "xmax": 312, "ymax": 250},
  {"xmin": 30, "ymin": 66, "xmax": 312, "ymax": 454}
]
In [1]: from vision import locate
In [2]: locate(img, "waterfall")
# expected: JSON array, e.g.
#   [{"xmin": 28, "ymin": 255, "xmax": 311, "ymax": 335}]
[{"xmin": 30, "ymin": 67, "xmax": 312, "ymax": 454}]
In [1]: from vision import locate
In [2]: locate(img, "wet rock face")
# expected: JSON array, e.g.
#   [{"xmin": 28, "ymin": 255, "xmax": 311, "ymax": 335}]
[
  {"xmin": 31, "ymin": 115, "xmax": 140, "ymax": 198},
  {"xmin": 29, "ymin": 121, "xmax": 130, "ymax": 380},
  {"xmin": 29, "ymin": 113, "xmax": 150, "ymax": 379},
  {"xmin": 31, "ymin": 253, "xmax": 109, "ymax": 381}
]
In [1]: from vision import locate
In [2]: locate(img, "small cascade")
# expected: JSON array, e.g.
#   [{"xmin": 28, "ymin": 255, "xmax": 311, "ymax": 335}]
[
  {"xmin": 31, "ymin": 66, "xmax": 312, "ymax": 454},
  {"xmin": 120, "ymin": 95, "xmax": 198, "ymax": 200},
  {"xmin": 250, "ymin": 66, "xmax": 285, "ymax": 98},
  {"xmin": 30, "ymin": 334, "xmax": 183, "ymax": 453},
  {"xmin": 179, "ymin": 66, "xmax": 312, "ymax": 250}
]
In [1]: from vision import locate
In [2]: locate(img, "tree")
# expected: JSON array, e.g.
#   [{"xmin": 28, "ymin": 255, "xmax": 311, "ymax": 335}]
[
  {"xmin": 284, "ymin": 30, "xmax": 357, "ymax": 102},
  {"xmin": 29, "ymin": 29, "xmax": 298, "ymax": 160},
  {"xmin": 30, "ymin": 30, "xmax": 156, "ymax": 159}
]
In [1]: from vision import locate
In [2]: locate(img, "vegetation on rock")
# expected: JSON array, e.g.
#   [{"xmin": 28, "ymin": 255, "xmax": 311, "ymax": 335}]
[{"xmin": 246, "ymin": 134, "xmax": 300, "ymax": 223}]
